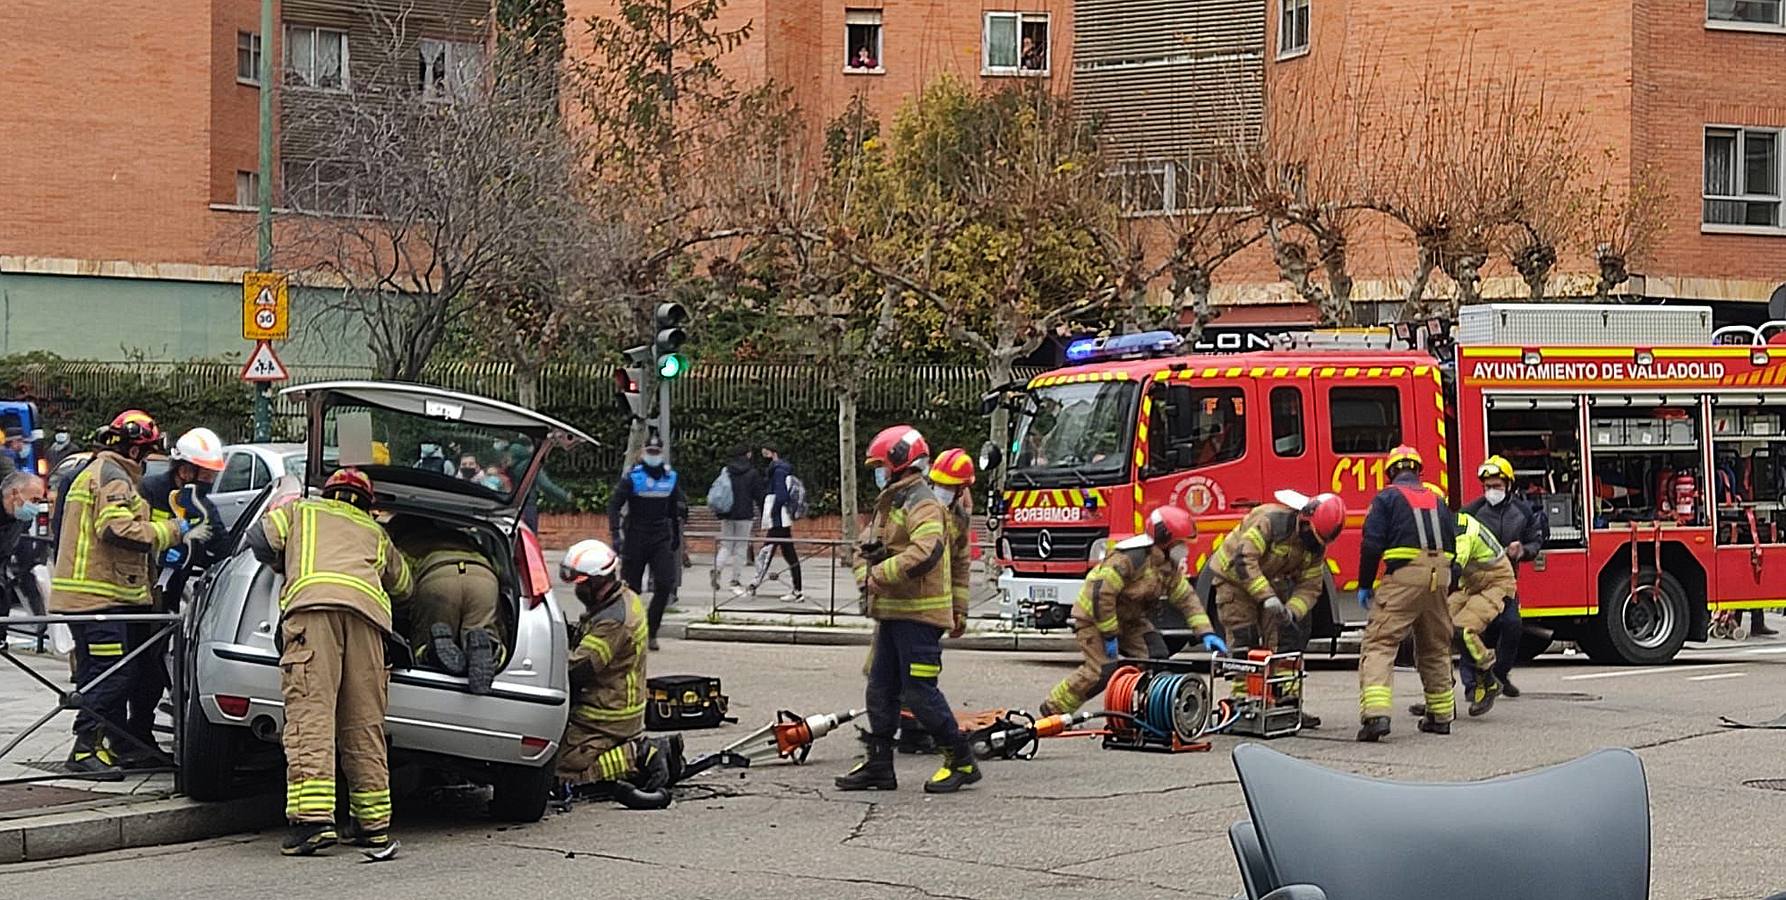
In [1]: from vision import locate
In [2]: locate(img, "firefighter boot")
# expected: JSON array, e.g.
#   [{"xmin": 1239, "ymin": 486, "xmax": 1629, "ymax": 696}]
[
  {"xmin": 1500, "ymin": 674, "xmax": 1521, "ymax": 698},
  {"xmin": 1356, "ymin": 716, "xmax": 1392, "ymax": 743},
  {"xmin": 923, "ymin": 739, "xmax": 983, "ymax": 795},
  {"xmin": 463, "ymin": 628, "xmax": 497, "ymax": 695},
  {"xmin": 1468, "ymin": 673, "xmax": 1502, "ymax": 717},
  {"xmin": 428, "ymin": 623, "xmax": 467, "ymax": 676},
  {"xmin": 280, "ymin": 822, "xmax": 339, "ymax": 857},
  {"xmin": 835, "ymin": 734, "xmax": 898, "ymax": 791},
  {"xmin": 64, "ymin": 731, "xmax": 124, "ymax": 782},
  {"xmin": 1418, "ymin": 715, "xmax": 1452, "ymax": 735}
]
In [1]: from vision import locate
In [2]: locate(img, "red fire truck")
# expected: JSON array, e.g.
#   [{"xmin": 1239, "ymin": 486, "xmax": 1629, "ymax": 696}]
[{"xmin": 987, "ymin": 304, "xmax": 1780, "ymax": 665}]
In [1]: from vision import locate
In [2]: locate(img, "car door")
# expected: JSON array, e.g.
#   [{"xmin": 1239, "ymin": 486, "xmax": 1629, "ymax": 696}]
[{"xmin": 209, "ymin": 451, "xmax": 261, "ymax": 530}]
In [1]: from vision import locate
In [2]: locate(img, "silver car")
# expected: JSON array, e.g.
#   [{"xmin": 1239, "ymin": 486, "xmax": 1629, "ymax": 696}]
[
  {"xmin": 210, "ymin": 443, "xmax": 306, "ymax": 530},
  {"xmin": 181, "ymin": 382, "xmax": 593, "ymax": 823}
]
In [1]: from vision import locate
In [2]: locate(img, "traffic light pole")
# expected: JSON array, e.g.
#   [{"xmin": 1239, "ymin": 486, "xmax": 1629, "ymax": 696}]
[{"xmin": 658, "ymin": 379, "xmax": 672, "ymax": 458}]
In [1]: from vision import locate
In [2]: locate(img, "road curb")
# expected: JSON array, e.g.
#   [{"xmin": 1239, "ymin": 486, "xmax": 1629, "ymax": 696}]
[
  {"xmin": 681, "ymin": 621, "xmax": 1077, "ymax": 651},
  {"xmin": 0, "ymin": 792, "xmax": 282, "ymax": 864}
]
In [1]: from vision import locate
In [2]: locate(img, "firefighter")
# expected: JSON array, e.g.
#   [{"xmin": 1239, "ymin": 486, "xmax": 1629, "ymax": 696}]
[
  {"xmin": 387, "ymin": 516, "xmax": 503, "ymax": 694},
  {"xmin": 928, "ymin": 448, "xmax": 976, "ymax": 638},
  {"xmin": 1204, "ymin": 488, "xmax": 1344, "ymax": 729},
  {"xmin": 51, "ymin": 410, "xmax": 210, "ymax": 778},
  {"xmin": 1355, "ymin": 445, "xmax": 1458, "ymax": 743},
  {"xmin": 1460, "ymin": 455, "xmax": 1546, "ymax": 696},
  {"xmin": 1412, "ymin": 511, "xmax": 1517, "ymax": 719},
  {"xmin": 836, "ymin": 426, "xmax": 979, "ymax": 794},
  {"xmin": 608, "ymin": 433, "xmax": 688, "ymax": 651},
  {"xmin": 1040, "ymin": 506, "xmax": 1228, "ymax": 717},
  {"xmin": 248, "ymin": 468, "xmax": 413, "ymax": 857},
  {"xmin": 555, "ymin": 539, "xmax": 676, "ymax": 809}
]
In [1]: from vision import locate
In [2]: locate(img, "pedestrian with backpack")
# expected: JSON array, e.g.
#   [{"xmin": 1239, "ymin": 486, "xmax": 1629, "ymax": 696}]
[
  {"xmin": 710, "ymin": 446, "xmax": 761, "ymax": 593},
  {"xmin": 754, "ymin": 444, "xmax": 805, "ymax": 602}
]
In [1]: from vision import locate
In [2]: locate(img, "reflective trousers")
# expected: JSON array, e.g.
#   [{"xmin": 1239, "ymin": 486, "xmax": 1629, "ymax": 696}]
[
  {"xmin": 1359, "ymin": 559, "xmax": 1455, "ymax": 723},
  {"xmin": 865, "ymin": 620, "xmax": 960, "ymax": 749},
  {"xmin": 1046, "ymin": 619, "xmax": 1166, "ymax": 714},
  {"xmin": 1462, "ymin": 596, "xmax": 1522, "ymax": 691},
  {"xmin": 279, "ymin": 607, "xmax": 391, "ymax": 829},
  {"xmin": 406, "ymin": 562, "xmax": 502, "ymax": 668},
  {"xmin": 557, "ymin": 720, "xmax": 640, "ymax": 784},
  {"xmin": 1447, "ymin": 587, "xmax": 1506, "ymax": 674}
]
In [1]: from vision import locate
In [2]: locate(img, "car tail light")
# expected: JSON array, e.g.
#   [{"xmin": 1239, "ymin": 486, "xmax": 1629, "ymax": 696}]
[
  {"xmin": 216, "ymin": 695, "xmax": 250, "ymax": 718},
  {"xmin": 520, "ymin": 735, "xmax": 551, "ymax": 753},
  {"xmin": 516, "ymin": 527, "xmax": 551, "ymax": 608}
]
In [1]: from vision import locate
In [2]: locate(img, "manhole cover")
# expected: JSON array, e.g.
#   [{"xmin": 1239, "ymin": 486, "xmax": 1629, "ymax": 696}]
[
  {"xmin": 1517, "ymin": 691, "xmax": 1601, "ymax": 702},
  {"xmin": 1743, "ymin": 779, "xmax": 1786, "ymax": 793}
]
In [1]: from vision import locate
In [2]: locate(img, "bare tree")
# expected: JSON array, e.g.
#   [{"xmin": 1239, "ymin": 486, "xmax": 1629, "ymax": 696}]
[{"xmin": 1584, "ymin": 158, "xmax": 1672, "ymax": 302}]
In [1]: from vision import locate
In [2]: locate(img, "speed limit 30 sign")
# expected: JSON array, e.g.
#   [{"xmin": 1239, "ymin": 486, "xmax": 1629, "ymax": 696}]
[{"xmin": 243, "ymin": 271, "xmax": 290, "ymax": 341}]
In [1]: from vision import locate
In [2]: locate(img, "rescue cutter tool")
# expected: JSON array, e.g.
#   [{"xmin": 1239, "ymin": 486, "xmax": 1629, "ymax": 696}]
[{"xmin": 678, "ymin": 708, "xmax": 863, "ymax": 780}]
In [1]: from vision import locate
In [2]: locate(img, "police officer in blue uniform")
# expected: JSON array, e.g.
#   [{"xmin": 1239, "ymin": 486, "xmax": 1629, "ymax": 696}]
[{"xmin": 608, "ymin": 434, "xmax": 688, "ymax": 650}]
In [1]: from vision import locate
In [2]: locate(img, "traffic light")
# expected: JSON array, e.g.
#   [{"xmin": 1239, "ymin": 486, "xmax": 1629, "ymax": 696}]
[
  {"xmin": 653, "ymin": 302, "xmax": 689, "ymax": 380},
  {"xmin": 612, "ymin": 366, "xmax": 645, "ymax": 419}
]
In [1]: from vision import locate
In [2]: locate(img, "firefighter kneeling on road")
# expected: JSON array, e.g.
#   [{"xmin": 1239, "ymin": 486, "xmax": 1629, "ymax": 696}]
[
  {"xmin": 249, "ymin": 468, "xmax": 413, "ymax": 858},
  {"xmin": 837, "ymin": 426, "xmax": 980, "ymax": 794},
  {"xmin": 1040, "ymin": 507, "xmax": 1227, "ymax": 717},
  {"xmin": 555, "ymin": 539, "xmax": 679, "ymax": 809},
  {"xmin": 1355, "ymin": 445, "xmax": 1458, "ymax": 743},
  {"xmin": 1204, "ymin": 488, "xmax": 1344, "ymax": 729},
  {"xmin": 1411, "ymin": 511, "xmax": 1516, "ymax": 719}
]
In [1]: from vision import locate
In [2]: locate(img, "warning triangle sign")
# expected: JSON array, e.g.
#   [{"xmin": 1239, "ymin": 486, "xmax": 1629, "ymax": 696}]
[
  {"xmin": 256, "ymin": 286, "xmax": 277, "ymax": 306},
  {"xmin": 240, "ymin": 340, "xmax": 290, "ymax": 383}
]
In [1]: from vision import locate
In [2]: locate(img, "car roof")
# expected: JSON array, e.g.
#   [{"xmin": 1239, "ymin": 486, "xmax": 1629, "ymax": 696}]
[{"xmin": 222, "ymin": 442, "xmax": 306, "ymax": 457}]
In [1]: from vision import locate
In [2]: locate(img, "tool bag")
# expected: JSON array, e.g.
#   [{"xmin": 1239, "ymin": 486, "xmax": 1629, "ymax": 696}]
[{"xmin": 645, "ymin": 675, "xmax": 733, "ymax": 730}]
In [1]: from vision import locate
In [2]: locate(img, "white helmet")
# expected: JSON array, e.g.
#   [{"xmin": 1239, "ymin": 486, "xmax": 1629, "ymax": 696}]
[
  {"xmin": 171, "ymin": 427, "xmax": 226, "ymax": 472},
  {"xmin": 560, "ymin": 539, "xmax": 619, "ymax": 584}
]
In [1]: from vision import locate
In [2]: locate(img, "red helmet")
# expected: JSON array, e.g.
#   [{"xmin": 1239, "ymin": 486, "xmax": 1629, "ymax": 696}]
[
  {"xmin": 103, "ymin": 409, "xmax": 161, "ymax": 448},
  {"xmin": 929, "ymin": 448, "xmax": 976, "ymax": 486},
  {"xmin": 864, "ymin": 425, "xmax": 929, "ymax": 475},
  {"xmin": 1147, "ymin": 506, "xmax": 1197, "ymax": 547},
  {"xmin": 1305, "ymin": 492, "xmax": 1347, "ymax": 544},
  {"xmin": 323, "ymin": 467, "xmax": 375, "ymax": 506}
]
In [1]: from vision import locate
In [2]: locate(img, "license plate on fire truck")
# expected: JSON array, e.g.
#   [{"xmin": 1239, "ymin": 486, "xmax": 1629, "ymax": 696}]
[{"xmin": 1029, "ymin": 585, "xmax": 1059, "ymax": 603}]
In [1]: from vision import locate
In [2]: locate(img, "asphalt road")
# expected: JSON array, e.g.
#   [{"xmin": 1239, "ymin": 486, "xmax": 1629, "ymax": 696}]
[{"xmin": 12, "ymin": 638, "xmax": 1786, "ymax": 900}]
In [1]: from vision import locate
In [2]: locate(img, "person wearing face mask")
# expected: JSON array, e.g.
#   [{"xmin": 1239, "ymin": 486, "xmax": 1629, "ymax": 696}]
[
  {"xmin": 48, "ymin": 429, "xmax": 77, "ymax": 468},
  {"xmin": 1460, "ymin": 455, "xmax": 1545, "ymax": 698},
  {"xmin": 1, "ymin": 472, "xmax": 50, "ymax": 645},
  {"xmin": 457, "ymin": 454, "xmax": 482, "ymax": 482},
  {"xmin": 1204, "ymin": 489, "xmax": 1345, "ymax": 729},
  {"xmin": 1039, "ymin": 506, "xmax": 1224, "ymax": 717},
  {"xmin": 607, "ymin": 434, "xmax": 688, "ymax": 651}
]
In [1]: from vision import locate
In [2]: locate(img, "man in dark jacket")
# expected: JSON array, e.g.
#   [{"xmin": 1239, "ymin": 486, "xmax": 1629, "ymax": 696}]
[
  {"xmin": 753, "ymin": 444, "xmax": 804, "ymax": 601},
  {"xmin": 608, "ymin": 434, "xmax": 688, "ymax": 650},
  {"xmin": 1461, "ymin": 455, "xmax": 1546, "ymax": 698},
  {"xmin": 711, "ymin": 446, "xmax": 761, "ymax": 593}
]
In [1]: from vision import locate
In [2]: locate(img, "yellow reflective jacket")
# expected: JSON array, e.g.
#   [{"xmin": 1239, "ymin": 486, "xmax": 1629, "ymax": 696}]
[
  {"xmin": 1074, "ymin": 542, "xmax": 1213, "ymax": 637},
  {"xmin": 253, "ymin": 498, "xmax": 413, "ymax": 633},
  {"xmin": 567, "ymin": 585, "xmax": 649, "ymax": 737},
  {"xmin": 854, "ymin": 473, "xmax": 954, "ymax": 629},
  {"xmin": 943, "ymin": 497, "xmax": 972, "ymax": 626},
  {"xmin": 1456, "ymin": 513, "xmax": 1518, "ymax": 600},
  {"xmin": 1207, "ymin": 503, "xmax": 1327, "ymax": 618},
  {"xmin": 50, "ymin": 451, "xmax": 182, "ymax": 612}
]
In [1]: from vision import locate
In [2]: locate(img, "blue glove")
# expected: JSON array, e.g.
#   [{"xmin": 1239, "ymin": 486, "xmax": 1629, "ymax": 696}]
[
  {"xmin": 1202, "ymin": 633, "xmax": 1228, "ymax": 655},
  {"xmin": 1358, "ymin": 587, "xmax": 1374, "ymax": 611},
  {"xmin": 1103, "ymin": 637, "xmax": 1119, "ymax": 660}
]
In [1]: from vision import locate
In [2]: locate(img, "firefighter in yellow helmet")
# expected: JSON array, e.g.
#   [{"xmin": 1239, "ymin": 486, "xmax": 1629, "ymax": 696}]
[
  {"xmin": 927, "ymin": 448, "xmax": 977, "ymax": 638},
  {"xmin": 1355, "ymin": 445, "xmax": 1457, "ymax": 742},
  {"xmin": 248, "ymin": 468, "xmax": 412, "ymax": 858},
  {"xmin": 1040, "ymin": 506, "xmax": 1226, "ymax": 717},
  {"xmin": 51, "ymin": 410, "xmax": 211, "ymax": 778}
]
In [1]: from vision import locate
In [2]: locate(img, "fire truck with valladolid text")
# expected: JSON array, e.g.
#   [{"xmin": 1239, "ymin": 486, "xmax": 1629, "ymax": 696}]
[{"xmin": 984, "ymin": 304, "xmax": 1786, "ymax": 665}]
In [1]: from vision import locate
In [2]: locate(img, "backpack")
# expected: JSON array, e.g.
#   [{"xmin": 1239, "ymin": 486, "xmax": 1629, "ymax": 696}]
[
  {"xmin": 708, "ymin": 469, "xmax": 736, "ymax": 516},
  {"xmin": 785, "ymin": 474, "xmax": 810, "ymax": 520}
]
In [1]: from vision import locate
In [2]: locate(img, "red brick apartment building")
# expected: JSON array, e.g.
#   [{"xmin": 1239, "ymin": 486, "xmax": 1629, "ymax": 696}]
[{"xmin": 1, "ymin": 1, "xmax": 1780, "ymax": 363}]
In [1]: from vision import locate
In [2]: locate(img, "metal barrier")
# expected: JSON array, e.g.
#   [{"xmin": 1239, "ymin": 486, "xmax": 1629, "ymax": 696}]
[{"xmin": 0, "ymin": 612, "xmax": 186, "ymax": 788}]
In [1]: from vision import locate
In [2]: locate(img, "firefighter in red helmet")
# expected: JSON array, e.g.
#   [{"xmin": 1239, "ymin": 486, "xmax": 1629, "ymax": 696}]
[
  {"xmin": 1040, "ymin": 506, "xmax": 1226, "ymax": 716},
  {"xmin": 248, "ymin": 467, "xmax": 412, "ymax": 857},
  {"xmin": 836, "ymin": 426, "xmax": 981, "ymax": 794}
]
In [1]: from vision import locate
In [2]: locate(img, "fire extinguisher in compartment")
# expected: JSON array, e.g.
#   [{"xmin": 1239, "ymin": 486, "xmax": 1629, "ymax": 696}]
[{"xmin": 1672, "ymin": 469, "xmax": 1699, "ymax": 525}]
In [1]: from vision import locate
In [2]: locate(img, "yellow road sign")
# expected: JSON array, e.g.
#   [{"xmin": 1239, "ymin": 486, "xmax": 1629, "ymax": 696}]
[{"xmin": 242, "ymin": 271, "xmax": 289, "ymax": 341}]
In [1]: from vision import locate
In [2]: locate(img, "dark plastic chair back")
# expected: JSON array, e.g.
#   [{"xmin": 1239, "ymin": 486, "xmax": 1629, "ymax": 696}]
[{"xmin": 1232, "ymin": 742, "xmax": 1650, "ymax": 900}]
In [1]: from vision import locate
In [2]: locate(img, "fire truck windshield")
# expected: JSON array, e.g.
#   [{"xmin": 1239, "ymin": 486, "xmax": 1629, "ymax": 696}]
[{"xmin": 1009, "ymin": 381, "xmax": 1137, "ymax": 487}]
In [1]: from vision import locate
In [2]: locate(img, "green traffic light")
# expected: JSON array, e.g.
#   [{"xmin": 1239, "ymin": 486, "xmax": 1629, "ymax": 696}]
[{"xmin": 658, "ymin": 353, "xmax": 689, "ymax": 379}]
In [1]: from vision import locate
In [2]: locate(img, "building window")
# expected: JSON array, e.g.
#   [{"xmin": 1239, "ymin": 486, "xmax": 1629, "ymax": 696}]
[
  {"xmin": 283, "ymin": 160, "xmax": 359, "ymax": 215},
  {"xmin": 1279, "ymin": 0, "xmax": 1311, "ymax": 57},
  {"xmin": 237, "ymin": 31, "xmax": 262, "ymax": 85},
  {"xmin": 1707, "ymin": 0, "xmax": 1784, "ymax": 27},
  {"xmin": 845, "ymin": 9, "xmax": 883, "ymax": 72},
  {"xmin": 984, "ymin": 12, "xmax": 1049, "ymax": 75},
  {"xmin": 235, "ymin": 171, "xmax": 260, "ymax": 208},
  {"xmin": 1704, "ymin": 126, "xmax": 1782, "ymax": 229},
  {"xmin": 1270, "ymin": 386, "xmax": 1306, "ymax": 457},
  {"xmin": 285, "ymin": 24, "xmax": 348, "ymax": 90},
  {"xmin": 419, "ymin": 38, "xmax": 484, "ymax": 101},
  {"xmin": 1329, "ymin": 387, "xmax": 1402, "ymax": 453}
]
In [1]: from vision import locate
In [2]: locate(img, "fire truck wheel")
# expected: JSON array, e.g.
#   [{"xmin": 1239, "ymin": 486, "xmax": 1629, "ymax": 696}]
[
  {"xmin": 1583, "ymin": 566, "xmax": 1689, "ymax": 666},
  {"xmin": 1515, "ymin": 629, "xmax": 1554, "ymax": 663}
]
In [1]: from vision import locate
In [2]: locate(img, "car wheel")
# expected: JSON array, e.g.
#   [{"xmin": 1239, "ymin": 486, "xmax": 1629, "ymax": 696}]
[
  {"xmin": 489, "ymin": 761, "xmax": 554, "ymax": 823},
  {"xmin": 1582, "ymin": 566, "xmax": 1689, "ymax": 666},
  {"xmin": 179, "ymin": 688, "xmax": 240, "ymax": 802}
]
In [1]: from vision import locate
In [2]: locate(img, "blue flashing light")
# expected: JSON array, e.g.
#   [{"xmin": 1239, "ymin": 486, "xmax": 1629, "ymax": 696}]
[{"xmin": 1064, "ymin": 330, "xmax": 1183, "ymax": 364}]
